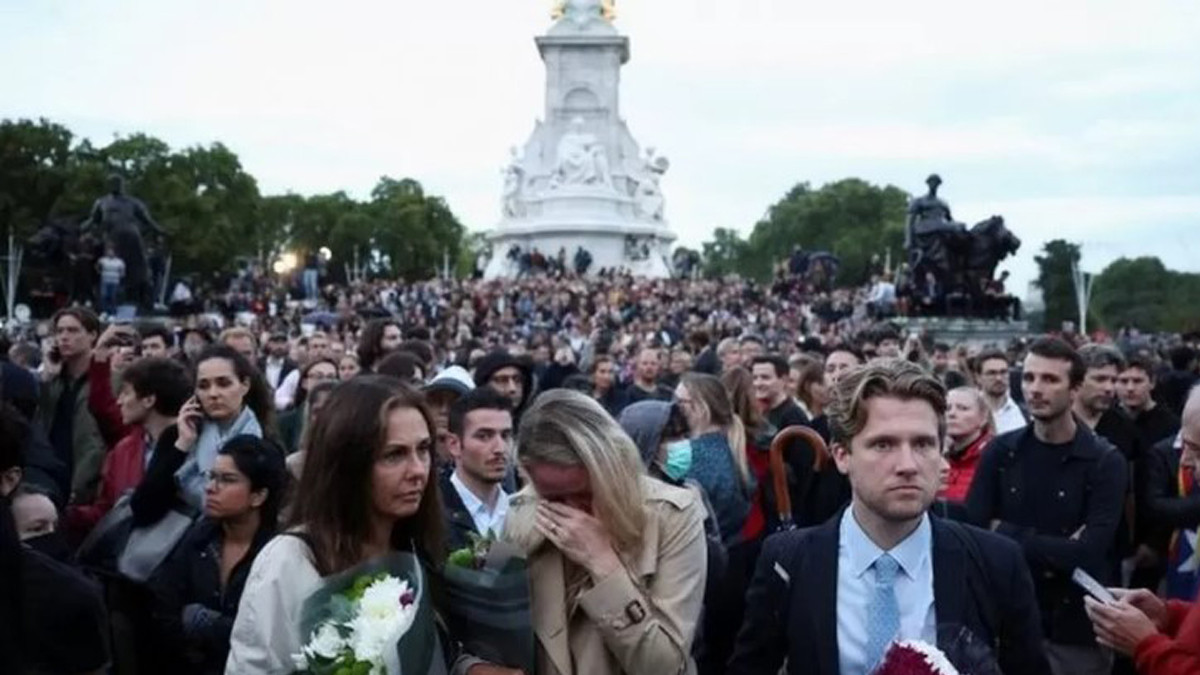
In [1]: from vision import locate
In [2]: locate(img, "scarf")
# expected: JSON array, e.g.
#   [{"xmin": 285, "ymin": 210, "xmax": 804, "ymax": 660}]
[
  {"xmin": 1166, "ymin": 441, "xmax": 1200, "ymax": 601},
  {"xmin": 174, "ymin": 406, "xmax": 262, "ymax": 511}
]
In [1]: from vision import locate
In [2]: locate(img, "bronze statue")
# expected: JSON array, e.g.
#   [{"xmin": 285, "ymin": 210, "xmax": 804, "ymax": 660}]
[
  {"xmin": 81, "ymin": 175, "xmax": 166, "ymax": 307},
  {"xmin": 905, "ymin": 174, "xmax": 1020, "ymax": 318}
]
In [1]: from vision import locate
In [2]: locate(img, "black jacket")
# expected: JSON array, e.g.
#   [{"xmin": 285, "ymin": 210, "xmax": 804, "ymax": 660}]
[
  {"xmin": 150, "ymin": 517, "xmax": 274, "ymax": 675},
  {"xmin": 259, "ymin": 357, "xmax": 298, "ymax": 391},
  {"xmin": 1139, "ymin": 436, "xmax": 1200, "ymax": 555},
  {"xmin": 965, "ymin": 424, "xmax": 1127, "ymax": 645},
  {"xmin": 440, "ymin": 471, "xmax": 482, "ymax": 555},
  {"xmin": 727, "ymin": 514, "xmax": 1051, "ymax": 675}
]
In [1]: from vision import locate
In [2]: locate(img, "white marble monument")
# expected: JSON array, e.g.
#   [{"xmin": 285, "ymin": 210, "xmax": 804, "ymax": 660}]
[{"xmin": 483, "ymin": 0, "xmax": 677, "ymax": 279}]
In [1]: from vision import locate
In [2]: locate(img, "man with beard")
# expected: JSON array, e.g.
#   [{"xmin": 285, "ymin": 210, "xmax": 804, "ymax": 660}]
[
  {"xmin": 730, "ymin": 359, "xmax": 1049, "ymax": 674},
  {"xmin": 440, "ymin": 389, "xmax": 514, "ymax": 553},
  {"xmin": 974, "ymin": 349, "xmax": 1029, "ymax": 434},
  {"xmin": 967, "ymin": 337, "xmax": 1127, "ymax": 675}
]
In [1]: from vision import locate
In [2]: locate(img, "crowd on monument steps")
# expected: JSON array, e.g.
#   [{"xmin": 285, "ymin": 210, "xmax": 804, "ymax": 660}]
[{"xmin": 2, "ymin": 267, "xmax": 1200, "ymax": 675}]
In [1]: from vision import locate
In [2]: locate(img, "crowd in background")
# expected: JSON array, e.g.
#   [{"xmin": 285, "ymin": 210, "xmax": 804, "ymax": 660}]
[{"xmin": 2, "ymin": 265, "xmax": 1200, "ymax": 675}]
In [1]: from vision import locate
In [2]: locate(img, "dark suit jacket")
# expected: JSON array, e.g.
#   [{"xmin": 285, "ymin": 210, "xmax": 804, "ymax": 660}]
[
  {"xmin": 259, "ymin": 357, "xmax": 298, "ymax": 390},
  {"xmin": 728, "ymin": 513, "xmax": 1051, "ymax": 675},
  {"xmin": 440, "ymin": 471, "xmax": 480, "ymax": 555}
]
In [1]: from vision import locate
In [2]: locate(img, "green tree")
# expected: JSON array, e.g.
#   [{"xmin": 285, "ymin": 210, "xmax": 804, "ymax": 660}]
[
  {"xmin": 700, "ymin": 227, "xmax": 749, "ymax": 277},
  {"xmin": 1034, "ymin": 239, "xmax": 1084, "ymax": 331},
  {"xmin": 1093, "ymin": 257, "xmax": 1200, "ymax": 332},
  {"xmin": 0, "ymin": 118, "xmax": 75, "ymax": 239},
  {"xmin": 702, "ymin": 178, "xmax": 908, "ymax": 283}
]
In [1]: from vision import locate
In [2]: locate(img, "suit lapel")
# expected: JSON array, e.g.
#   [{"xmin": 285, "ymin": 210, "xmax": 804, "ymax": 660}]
[
  {"xmin": 811, "ymin": 520, "xmax": 841, "ymax": 675},
  {"xmin": 530, "ymin": 546, "xmax": 573, "ymax": 675},
  {"xmin": 931, "ymin": 518, "xmax": 968, "ymax": 644}
]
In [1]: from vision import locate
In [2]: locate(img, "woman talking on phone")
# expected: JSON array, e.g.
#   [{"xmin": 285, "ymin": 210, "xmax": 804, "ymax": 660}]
[{"xmin": 131, "ymin": 345, "xmax": 276, "ymax": 527}]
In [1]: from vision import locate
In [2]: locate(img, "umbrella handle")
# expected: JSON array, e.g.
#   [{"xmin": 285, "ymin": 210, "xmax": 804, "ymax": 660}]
[{"xmin": 768, "ymin": 425, "xmax": 832, "ymax": 526}]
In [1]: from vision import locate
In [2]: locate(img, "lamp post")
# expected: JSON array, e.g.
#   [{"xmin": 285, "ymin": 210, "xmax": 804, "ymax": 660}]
[{"xmin": 1071, "ymin": 257, "xmax": 1095, "ymax": 335}]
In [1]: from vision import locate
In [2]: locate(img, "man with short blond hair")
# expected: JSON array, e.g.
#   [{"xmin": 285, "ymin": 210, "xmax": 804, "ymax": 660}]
[{"xmin": 732, "ymin": 359, "xmax": 1049, "ymax": 674}]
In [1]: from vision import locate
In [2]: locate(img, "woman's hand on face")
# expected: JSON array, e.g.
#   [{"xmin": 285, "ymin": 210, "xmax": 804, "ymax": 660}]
[
  {"xmin": 175, "ymin": 397, "xmax": 203, "ymax": 453},
  {"xmin": 535, "ymin": 501, "xmax": 621, "ymax": 579}
]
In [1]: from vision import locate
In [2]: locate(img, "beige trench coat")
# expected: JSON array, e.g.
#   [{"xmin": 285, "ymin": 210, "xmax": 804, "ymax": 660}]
[{"xmin": 503, "ymin": 476, "xmax": 707, "ymax": 675}]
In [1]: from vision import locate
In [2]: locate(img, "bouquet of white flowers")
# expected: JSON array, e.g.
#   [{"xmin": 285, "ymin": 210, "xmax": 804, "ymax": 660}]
[{"xmin": 293, "ymin": 552, "xmax": 446, "ymax": 675}]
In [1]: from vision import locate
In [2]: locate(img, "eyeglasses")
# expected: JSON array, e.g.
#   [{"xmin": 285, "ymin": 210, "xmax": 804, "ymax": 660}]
[{"xmin": 203, "ymin": 471, "xmax": 245, "ymax": 487}]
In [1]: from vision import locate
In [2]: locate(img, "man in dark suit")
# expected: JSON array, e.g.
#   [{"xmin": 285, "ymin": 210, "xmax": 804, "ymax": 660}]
[
  {"xmin": 439, "ymin": 388, "xmax": 514, "ymax": 553},
  {"xmin": 260, "ymin": 331, "xmax": 298, "ymax": 391},
  {"xmin": 729, "ymin": 358, "xmax": 1050, "ymax": 675}
]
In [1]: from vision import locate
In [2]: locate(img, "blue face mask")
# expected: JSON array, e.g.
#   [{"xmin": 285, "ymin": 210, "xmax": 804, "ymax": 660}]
[{"xmin": 663, "ymin": 439, "xmax": 693, "ymax": 481}]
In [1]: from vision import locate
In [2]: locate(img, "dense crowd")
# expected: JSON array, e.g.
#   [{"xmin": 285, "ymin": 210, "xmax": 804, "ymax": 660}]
[{"xmin": 2, "ymin": 270, "xmax": 1200, "ymax": 675}]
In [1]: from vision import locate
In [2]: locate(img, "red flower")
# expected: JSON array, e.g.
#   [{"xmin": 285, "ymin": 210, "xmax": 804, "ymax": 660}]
[
  {"xmin": 399, "ymin": 588, "xmax": 416, "ymax": 608},
  {"xmin": 873, "ymin": 642, "xmax": 941, "ymax": 675}
]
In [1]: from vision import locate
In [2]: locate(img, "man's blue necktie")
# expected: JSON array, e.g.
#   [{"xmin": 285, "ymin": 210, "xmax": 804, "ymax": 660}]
[{"xmin": 865, "ymin": 553, "xmax": 901, "ymax": 670}]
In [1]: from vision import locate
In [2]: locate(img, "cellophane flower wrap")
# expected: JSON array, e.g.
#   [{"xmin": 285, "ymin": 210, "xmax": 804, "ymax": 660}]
[
  {"xmin": 292, "ymin": 552, "xmax": 446, "ymax": 675},
  {"xmin": 440, "ymin": 532, "xmax": 535, "ymax": 673}
]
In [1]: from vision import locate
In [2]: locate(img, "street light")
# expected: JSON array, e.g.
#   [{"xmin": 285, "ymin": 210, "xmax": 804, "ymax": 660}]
[
  {"xmin": 1071, "ymin": 257, "xmax": 1095, "ymax": 335},
  {"xmin": 319, "ymin": 246, "xmax": 332, "ymax": 262}
]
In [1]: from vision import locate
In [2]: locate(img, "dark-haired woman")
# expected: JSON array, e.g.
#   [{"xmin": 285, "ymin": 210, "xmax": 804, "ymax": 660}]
[
  {"xmin": 131, "ymin": 345, "xmax": 275, "ymax": 527},
  {"xmin": 277, "ymin": 359, "xmax": 338, "ymax": 454},
  {"xmin": 227, "ymin": 376, "xmax": 449, "ymax": 674},
  {"xmin": 151, "ymin": 435, "xmax": 287, "ymax": 674}
]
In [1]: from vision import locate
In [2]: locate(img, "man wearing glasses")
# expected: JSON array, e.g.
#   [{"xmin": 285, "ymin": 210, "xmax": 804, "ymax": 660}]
[{"xmin": 974, "ymin": 349, "xmax": 1029, "ymax": 434}]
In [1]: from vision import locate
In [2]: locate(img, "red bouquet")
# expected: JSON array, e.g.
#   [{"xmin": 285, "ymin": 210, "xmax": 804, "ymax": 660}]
[{"xmin": 873, "ymin": 640, "xmax": 961, "ymax": 675}]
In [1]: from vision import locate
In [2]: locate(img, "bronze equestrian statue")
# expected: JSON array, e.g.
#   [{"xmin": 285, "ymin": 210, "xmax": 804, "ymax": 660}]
[{"xmin": 905, "ymin": 174, "xmax": 1020, "ymax": 317}]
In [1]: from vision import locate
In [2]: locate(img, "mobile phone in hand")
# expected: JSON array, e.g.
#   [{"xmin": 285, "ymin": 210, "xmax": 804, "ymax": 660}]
[{"xmin": 1072, "ymin": 568, "xmax": 1116, "ymax": 604}]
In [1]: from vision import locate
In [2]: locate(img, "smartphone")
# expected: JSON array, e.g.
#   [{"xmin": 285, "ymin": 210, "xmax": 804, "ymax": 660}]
[
  {"xmin": 48, "ymin": 346, "xmax": 62, "ymax": 364},
  {"xmin": 1072, "ymin": 568, "xmax": 1117, "ymax": 604}
]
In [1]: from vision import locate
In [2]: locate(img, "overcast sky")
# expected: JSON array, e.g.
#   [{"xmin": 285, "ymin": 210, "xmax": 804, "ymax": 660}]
[{"xmin": 3, "ymin": 0, "xmax": 1198, "ymax": 295}]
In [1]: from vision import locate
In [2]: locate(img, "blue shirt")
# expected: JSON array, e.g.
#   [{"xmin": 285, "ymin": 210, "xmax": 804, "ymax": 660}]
[{"xmin": 837, "ymin": 508, "xmax": 937, "ymax": 675}]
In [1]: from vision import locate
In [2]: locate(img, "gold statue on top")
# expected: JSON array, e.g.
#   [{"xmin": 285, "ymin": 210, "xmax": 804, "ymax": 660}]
[{"xmin": 551, "ymin": 0, "xmax": 616, "ymax": 22}]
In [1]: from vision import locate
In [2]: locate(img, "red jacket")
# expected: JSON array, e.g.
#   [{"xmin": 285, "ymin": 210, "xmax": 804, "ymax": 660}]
[
  {"xmin": 1135, "ymin": 599, "xmax": 1200, "ymax": 674},
  {"xmin": 939, "ymin": 432, "xmax": 992, "ymax": 504},
  {"xmin": 64, "ymin": 358, "xmax": 141, "ymax": 538},
  {"xmin": 64, "ymin": 428, "xmax": 148, "ymax": 537}
]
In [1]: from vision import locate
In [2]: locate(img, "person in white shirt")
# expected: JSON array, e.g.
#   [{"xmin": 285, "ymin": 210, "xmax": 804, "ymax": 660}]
[
  {"xmin": 96, "ymin": 245, "xmax": 126, "ymax": 314},
  {"xmin": 974, "ymin": 349, "xmax": 1028, "ymax": 435},
  {"xmin": 441, "ymin": 388, "xmax": 514, "ymax": 551}
]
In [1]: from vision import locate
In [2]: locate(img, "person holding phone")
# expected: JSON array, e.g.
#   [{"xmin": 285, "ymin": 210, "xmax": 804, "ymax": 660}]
[
  {"xmin": 1084, "ymin": 386, "xmax": 1200, "ymax": 675},
  {"xmin": 131, "ymin": 345, "xmax": 275, "ymax": 527}
]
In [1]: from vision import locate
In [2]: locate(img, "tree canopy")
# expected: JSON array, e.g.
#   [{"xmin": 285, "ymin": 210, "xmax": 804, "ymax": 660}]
[
  {"xmin": 0, "ymin": 118, "xmax": 466, "ymax": 282},
  {"xmin": 699, "ymin": 178, "xmax": 908, "ymax": 284}
]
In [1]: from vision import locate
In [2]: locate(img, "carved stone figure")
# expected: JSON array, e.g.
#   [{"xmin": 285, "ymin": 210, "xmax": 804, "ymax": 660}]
[
  {"xmin": 551, "ymin": 117, "xmax": 613, "ymax": 189},
  {"xmin": 631, "ymin": 147, "xmax": 669, "ymax": 220},
  {"xmin": 81, "ymin": 175, "xmax": 167, "ymax": 307},
  {"xmin": 501, "ymin": 147, "xmax": 528, "ymax": 218}
]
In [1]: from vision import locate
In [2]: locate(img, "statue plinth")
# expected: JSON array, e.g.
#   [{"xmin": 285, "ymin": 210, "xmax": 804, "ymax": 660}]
[{"xmin": 484, "ymin": 5, "xmax": 675, "ymax": 279}]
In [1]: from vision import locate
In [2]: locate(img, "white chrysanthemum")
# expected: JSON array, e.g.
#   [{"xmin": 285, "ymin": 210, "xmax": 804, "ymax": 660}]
[
  {"xmin": 347, "ymin": 576, "xmax": 419, "ymax": 668},
  {"xmin": 896, "ymin": 640, "xmax": 961, "ymax": 675},
  {"xmin": 308, "ymin": 622, "xmax": 347, "ymax": 660}
]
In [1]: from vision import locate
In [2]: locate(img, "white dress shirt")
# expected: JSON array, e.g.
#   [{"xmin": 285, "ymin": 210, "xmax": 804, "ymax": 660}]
[
  {"xmin": 837, "ymin": 509, "xmax": 937, "ymax": 675},
  {"xmin": 450, "ymin": 471, "xmax": 510, "ymax": 538},
  {"xmin": 992, "ymin": 395, "xmax": 1028, "ymax": 435},
  {"xmin": 264, "ymin": 356, "xmax": 286, "ymax": 390},
  {"xmin": 273, "ymin": 369, "xmax": 300, "ymax": 411}
]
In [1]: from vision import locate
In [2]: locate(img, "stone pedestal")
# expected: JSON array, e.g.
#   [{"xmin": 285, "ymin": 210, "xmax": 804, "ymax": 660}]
[
  {"xmin": 902, "ymin": 317, "xmax": 1030, "ymax": 348},
  {"xmin": 484, "ymin": 0, "xmax": 676, "ymax": 279}
]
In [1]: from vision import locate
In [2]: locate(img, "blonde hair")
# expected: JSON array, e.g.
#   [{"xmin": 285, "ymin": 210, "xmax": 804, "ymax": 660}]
[
  {"xmin": 515, "ymin": 389, "xmax": 647, "ymax": 553},
  {"xmin": 948, "ymin": 386, "xmax": 996, "ymax": 437},
  {"xmin": 680, "ymin": 373, "xmax": 751, "ymax": 488}
]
